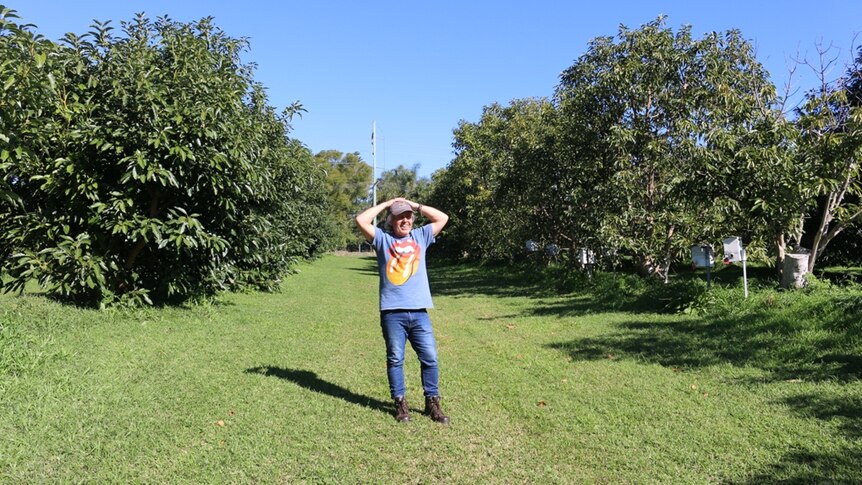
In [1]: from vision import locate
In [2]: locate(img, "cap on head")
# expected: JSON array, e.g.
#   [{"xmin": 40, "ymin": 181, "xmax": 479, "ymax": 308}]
[{"xmin": 389, "ymin": 201, "xmax": 414, "ymax": 216}]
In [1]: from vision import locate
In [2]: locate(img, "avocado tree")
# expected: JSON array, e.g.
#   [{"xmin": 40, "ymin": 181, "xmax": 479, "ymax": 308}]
[
  {"xmin": 555, "ymin": 18, "xmax": 787, "ymax": 278},
  {"xmin": 429, "ymin": 103, "xmax": 529, "ymax": 260},
  {"xmin": 794, "ymin": 44, "xmax": 862, "ymax": 272},
  {"xmin": 0, "ymin": 10, "xmax": 330, "ymax": 306}
]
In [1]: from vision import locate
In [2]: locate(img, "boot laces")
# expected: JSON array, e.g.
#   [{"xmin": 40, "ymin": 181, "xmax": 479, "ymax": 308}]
[{"xmin": 396, "ymin": 398, "xmax": 410, "ymax": 416}]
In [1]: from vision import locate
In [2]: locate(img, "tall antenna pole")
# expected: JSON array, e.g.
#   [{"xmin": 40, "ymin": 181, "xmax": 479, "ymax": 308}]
[{"xmin": 372, "ymin": 120, "xmax": 377, "ymax": 226}]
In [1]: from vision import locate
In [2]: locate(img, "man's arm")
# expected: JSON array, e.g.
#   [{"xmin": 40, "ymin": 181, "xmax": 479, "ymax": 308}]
[
  {"xmin": 355, "ymin": 198, "xmax": 449, "ymax": 241},
  {"xmin": 355, "ymin": 199, "xmax": 394, "ymax": 242},
  {"xmin": 413, "ymin": 202, "xmax": 449, "ymax": 237}
]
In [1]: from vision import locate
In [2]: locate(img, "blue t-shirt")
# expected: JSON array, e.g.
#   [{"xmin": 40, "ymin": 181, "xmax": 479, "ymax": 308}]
[{"xmin": 373, "ymin": 225, "xmax": 435, "ymax": 311}]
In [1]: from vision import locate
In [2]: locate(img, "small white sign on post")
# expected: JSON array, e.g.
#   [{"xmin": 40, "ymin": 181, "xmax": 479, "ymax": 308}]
[
  {"xmin": 722, "ymin": 237, "xmax": 744, "ymax": 264},
  {"xmin": 722, "ymin": 236, "xmax": 749, "ymax": 298},
  {"xmin": 691, "ymin": 244, "xmax": 714, "ymax": 288},
  {"xmin": 690, "ymin": 245, "xmax": 714, "ymax": 268}
]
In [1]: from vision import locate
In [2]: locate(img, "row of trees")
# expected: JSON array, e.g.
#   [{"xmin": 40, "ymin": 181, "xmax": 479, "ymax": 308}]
[
  {"xmin": 427, "ymin": 18, "xmax": 862, "ymax": 277},
  {"xmin": 4, "ymin": 9, "xmax": 857, "ymax": 306},
  {"xmin": 0, "ymin": 8, "xmax": 332, "ymax": 306}
]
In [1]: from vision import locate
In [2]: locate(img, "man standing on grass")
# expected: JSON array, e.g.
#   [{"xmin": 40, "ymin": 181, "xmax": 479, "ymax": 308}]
[{"xmin": 355, "ymin": 197, "xmax": 450, "ymax": 424}]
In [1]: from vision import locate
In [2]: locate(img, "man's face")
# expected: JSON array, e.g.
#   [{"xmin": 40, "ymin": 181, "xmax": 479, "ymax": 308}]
[{"xmin": 391, "ymin": 211, "xmax": 414, "ymax": 237}]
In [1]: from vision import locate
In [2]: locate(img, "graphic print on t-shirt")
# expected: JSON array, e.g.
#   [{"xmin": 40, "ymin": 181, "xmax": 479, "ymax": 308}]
[{"xmin": 386, "ymin": 239, "xmax": 421, "ymax": 285}]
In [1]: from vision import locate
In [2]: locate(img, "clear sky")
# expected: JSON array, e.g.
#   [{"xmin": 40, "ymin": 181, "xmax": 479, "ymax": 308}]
[{"xmin": 12, "ymin": 1, "xmax": 862, "ymax": 179}]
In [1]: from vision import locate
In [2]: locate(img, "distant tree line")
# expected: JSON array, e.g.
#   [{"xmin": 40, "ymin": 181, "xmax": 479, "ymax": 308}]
[
  {"xmin": 313, "ymin": 151, "xmax": 434, "ymax": 250},
  {"xmin": 427, "ymin": 17, "xmax": 862, "ymax": 276}
]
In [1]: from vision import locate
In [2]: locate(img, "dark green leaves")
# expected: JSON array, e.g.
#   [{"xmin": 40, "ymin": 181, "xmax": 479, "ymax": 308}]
[{"xmin": 0, "ymin": 8, "xmax": 331, "ymax": 306}]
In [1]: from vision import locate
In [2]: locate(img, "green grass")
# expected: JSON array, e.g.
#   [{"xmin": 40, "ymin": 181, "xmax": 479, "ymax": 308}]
[{"xmin": 1, "ymin": 255, "xmax": 860, "ymax": 483}]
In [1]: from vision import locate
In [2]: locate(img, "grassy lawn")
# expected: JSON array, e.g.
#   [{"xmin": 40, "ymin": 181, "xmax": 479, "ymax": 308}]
[{"xmin": 1, "ymin": 255, "xmax": 860, "ymax": 483}]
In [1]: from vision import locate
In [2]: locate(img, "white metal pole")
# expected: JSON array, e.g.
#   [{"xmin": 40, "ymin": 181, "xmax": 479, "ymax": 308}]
[
  {"xmin": 742, "ymin": 248, "xmax": 749, "ymax": 298},
  {"xmin": 372, "ymin": 120, "xmax": 377, "ymax": 227}
]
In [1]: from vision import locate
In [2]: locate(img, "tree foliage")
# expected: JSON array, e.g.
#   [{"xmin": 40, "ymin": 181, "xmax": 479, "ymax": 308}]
[
  {"xmin": 795, "ymin": 45, "xmax": 862, "ymax": 271},
  {"xmin": 555, "ymin": 18, "xmax": 789, "ymax": 277},
  {"xmin": 428, "ymin": 99, "xmax": 555, "ymax": 259},
  {"xmin": 314, "ymin": 149, "xmax": 371, "ymax": 248},
  {"xmin": 431, "ymin": 18, "xmax": 794, "ymax": 275},
  {"xmin": 375, "ymin": 163, "xmax": 433, "ymax": 204},
  {"xmin": 0, "ymin": 9, "xmax": 331, "ymax": 306}
]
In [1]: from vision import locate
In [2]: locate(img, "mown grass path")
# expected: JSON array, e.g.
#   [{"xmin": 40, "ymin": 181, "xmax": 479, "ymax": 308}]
[{"xmin": 1, "ymin": 255, "xmax": 860, "ymax": 483}]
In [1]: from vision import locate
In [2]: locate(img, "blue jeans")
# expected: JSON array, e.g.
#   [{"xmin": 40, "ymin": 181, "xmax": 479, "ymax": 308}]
[{"xmin": 380, "ymin": 309, "xmax": 440, "ymax": 399}]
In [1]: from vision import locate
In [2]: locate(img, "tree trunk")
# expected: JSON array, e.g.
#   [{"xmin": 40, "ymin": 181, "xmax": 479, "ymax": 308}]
[
  {"xmin": 775, "ymin": 232, "xmax": 787, "ymax": 278},
  {"xmin": 808, "ymin": 192, "xmax": 836, "ymax": 273},
  {"xmin": 810, "ymin": 206, "xmax": 862, "ymax": 273}
]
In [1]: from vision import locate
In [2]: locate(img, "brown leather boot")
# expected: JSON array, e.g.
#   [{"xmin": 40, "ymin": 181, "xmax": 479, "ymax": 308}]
[
  {"xmin": 394, "ymin": 397, "xmax": 411, "ymax": 423},
  {"xmin": 424, "ymin": 396, "xmax": 450, "ymax": 424}
]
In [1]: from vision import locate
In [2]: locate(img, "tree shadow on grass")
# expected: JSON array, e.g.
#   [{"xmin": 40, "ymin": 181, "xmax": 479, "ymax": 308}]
[
  {"xmin": 428, "ymin": 259, "xmax": 862, "ymax": 481},
  {"xmin": 428, "ymin": 260, "xmax": 548, "ymax": 300},
  {"xmin": 427, "ymin": 260, "xmax": 760, "ymax": 314},
  {"xmin": 783, "ymin": 392, "xmax": 862, "ymax": 440},
  {"xmin": 730, "ymin": 391, "xmax": 862, "ymax": 484},
  {"xmin": 547, "ymin": 309, "xmax": 862, "ymax": 383},
  {"xmin": 546, "ymin": 310, "xmax": 862, "ymax": 484},
  {"xmin": 732, "ymin": 448, "xmax": 862, "ymax": 484},
  {"xmin": 246, "ymin": 366, "xmax": 392, "ymax": 415}
]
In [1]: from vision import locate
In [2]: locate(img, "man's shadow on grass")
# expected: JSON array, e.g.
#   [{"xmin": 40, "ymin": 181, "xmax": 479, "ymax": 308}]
[{"xmin": 245, "ymin": 366, "xmax": 392, "ymax": 415}]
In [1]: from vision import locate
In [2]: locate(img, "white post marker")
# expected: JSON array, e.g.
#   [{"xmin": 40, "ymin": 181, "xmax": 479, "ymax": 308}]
[
  {"xmin": 691, "ymin": 244, "xmax": 714, "ymax": 288},
  {"xmin": 722, "ymin": 237, "xmax": 748, "ymax": 299},
  {"xmin": 578, "ymin": 248, "xmax": 596, "ymax": 278}
]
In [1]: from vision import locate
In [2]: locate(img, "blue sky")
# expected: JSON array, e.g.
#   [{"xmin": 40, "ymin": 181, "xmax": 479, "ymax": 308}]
[{"xmin": 14, "ymin": 1, "xmax": 862, "ymax": 179}]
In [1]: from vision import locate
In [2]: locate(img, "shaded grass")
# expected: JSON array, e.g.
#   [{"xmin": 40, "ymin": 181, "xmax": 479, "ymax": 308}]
[
  {"xmin": 1, "ymin": 255, "xmax": 860, "ymax": 483},
  {"xmin": 430, "ymin": 259, "xmax": 862, "ymax": 483}
]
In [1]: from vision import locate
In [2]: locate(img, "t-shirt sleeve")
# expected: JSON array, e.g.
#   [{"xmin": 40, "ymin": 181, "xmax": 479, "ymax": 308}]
[
  {"xmin": 373, "ymin": 227, "xmax": 386, "ymax": 252},
  {"xmin": 417, "ymin": 224, "xmax": 435, "ymax": 247}
]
